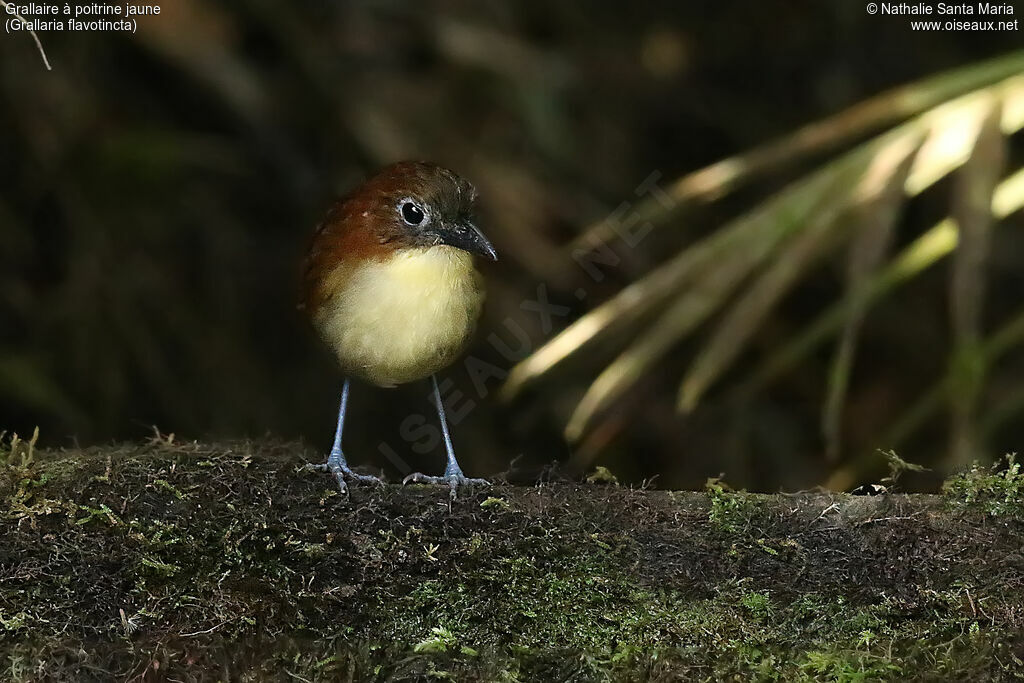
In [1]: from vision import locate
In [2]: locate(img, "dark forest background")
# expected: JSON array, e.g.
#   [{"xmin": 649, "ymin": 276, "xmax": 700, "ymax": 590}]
[{"xmin": 2, "ymin": 1, "xmax": 1023, "ymax": 491}]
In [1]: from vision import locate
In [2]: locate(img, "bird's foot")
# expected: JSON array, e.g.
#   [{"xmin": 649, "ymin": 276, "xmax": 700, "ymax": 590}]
[
  {"xmin": 402, "ymin": 471, "xmax": 490, "ymax": 499},
  {"xmin": 307, "ymin": 461, "xmax": 383, "ymax": 496}
]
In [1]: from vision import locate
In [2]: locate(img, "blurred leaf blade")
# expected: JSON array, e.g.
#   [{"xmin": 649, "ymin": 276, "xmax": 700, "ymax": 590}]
[
  {"xmin": 502, "ymin": 186, "xmax": 823, "ymax": 401},
  {"xmin": 821, "ymin": 162, "xmax": 1024, "ymax": 490},
  {"xmin": 743, "ymin": 219, "xmax": 958, "ymax": 396},
  {"xmin": 821, "ymin": 135, "xmax": 920, "ymax": 461},
  {"xmin": 570, "ymin": 50, "xmax": 1024, "ymax": 250},
  {"xmin": 746, "ymin": 164, "xmax": 1024, "ymax": 400},
  {"xmin": 676, "ymin": 75, "xmax": 1022, "ymax": 414},
  {"xmin": 674, "ymin": 138, "xmax": 915, "ymax": 414},
  {"xmin": 826, "ymin": 300, "xmax": 1024, "ymax": 491},
  {"xmin": 505, "ymin": 68, "xmax": 1024, "ymax": 409},
  {"xmin": 947, "ymin": 100, "xmax": 1006, "ymax": 466},
  {"xmin": 563, "ymin": 135, "xmax": 881, "ymax": 440},
  {"xmin": 0, "ymin": 353, "xmax": 83, "ymax": 425}
]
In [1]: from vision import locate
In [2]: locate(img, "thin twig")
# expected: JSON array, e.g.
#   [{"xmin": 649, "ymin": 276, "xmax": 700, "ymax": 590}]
[
  {"xmin": 179, "ymin": 620, "xmax": 231, "ymax": 637},
  {"xmin": 1, "ymin": 0, "xmax": 53, "ymax": 70},
  {"xmin": 852, "ymin": 514, "xmax": 919, "ymax": 527},
  {"xmin": 813, "ymin": 502, "xmax": 840, "ymax": 523}
]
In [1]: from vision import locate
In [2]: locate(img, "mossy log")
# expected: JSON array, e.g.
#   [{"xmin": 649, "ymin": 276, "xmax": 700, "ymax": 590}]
[{"xmin": 1, "ymin": 441, "xmax": 1023, "ymax": 681}]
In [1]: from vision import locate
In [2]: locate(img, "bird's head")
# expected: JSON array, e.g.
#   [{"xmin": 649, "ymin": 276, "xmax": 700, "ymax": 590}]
[
  {"xmin": 336, "ymin": 161, "xmax": 497, "ymax": 261},
  {"xmin": 302, "ymin": 161, "xmax": 496, "ymax": 313}
]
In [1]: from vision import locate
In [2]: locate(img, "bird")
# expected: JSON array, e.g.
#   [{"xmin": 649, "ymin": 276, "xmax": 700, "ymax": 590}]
[{"xmin": 301, "ymin": 161, "xmax": 497, "ymax": 498}]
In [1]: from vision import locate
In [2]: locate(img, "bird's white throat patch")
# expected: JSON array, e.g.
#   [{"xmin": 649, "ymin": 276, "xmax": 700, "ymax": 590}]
[{"xmin": 316, "ymin": 245, "xmax": 484, "ymax": 387}]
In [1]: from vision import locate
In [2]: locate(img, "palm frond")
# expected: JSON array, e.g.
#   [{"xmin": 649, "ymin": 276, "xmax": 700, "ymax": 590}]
[
  {"xmin": 564, "ymin": 136, "xmax": 875, "ymax": 440},
  {"xmin": 677, "ymin": 132, "xmax": 923, "ymax": 414},
  {"xmin": 506, "ymin": 60, "xmax": 1024, "ymax": 460},
  {"xmin": 569, "ymin": 51, "xmax": 1024, "ymax": 251}
]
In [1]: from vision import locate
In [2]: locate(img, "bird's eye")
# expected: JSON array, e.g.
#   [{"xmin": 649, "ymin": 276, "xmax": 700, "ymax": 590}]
[{"xmin": 400, "ymin": 201, "xmax": 426, "ymax": 226}]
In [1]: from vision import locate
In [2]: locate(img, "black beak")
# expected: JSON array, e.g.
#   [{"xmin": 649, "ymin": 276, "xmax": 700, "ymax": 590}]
[{"xmin": 437, "ymin": 221, "xmax": 498, "ymax": 261}]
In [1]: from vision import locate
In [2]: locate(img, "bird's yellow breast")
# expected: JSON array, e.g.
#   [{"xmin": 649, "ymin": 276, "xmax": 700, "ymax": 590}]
[{"xmin": 314, "ymin": 246, "xmax": 484, "ymax": 387}]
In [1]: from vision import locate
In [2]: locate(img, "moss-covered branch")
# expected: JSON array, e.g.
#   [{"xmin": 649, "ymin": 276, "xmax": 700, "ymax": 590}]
[{"xmin": 1, "ymin": 441, "xmax": 1023, "ymax": 681}]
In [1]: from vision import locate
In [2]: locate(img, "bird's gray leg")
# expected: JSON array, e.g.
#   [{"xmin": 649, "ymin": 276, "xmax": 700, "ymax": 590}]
[
  {"xmin": 402, "ymin": 375, "xmax": 489, "ymax": 498},
  {"xmin": 309, "ymin": 379, "xmax": 382, "ymax": 494}
]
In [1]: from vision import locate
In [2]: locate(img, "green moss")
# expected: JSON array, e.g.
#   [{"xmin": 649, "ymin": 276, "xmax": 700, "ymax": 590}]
[
  {"xmin": 1, "ymin": 439, "xmax": 1022, "ymax": 681},
  {"xmin": 359, "ymin": 550, "xmax": 1016, "ymax": 680},
  {"xmin": 414, "ymin": 626, "xmax": 459, "ymax": 654},
  {"xmin": 797, "ymin": 649, "xmax": 902, "ymax": 682},
  {"xmin": 740, "ymin": 589, "xmax": 773, "ymax": 620},
  {"xmin": 585, "ymin": 466, "xmax": 619, "ymax": 485},
  {"xmin": 943, "ymin": 453, "xmax": 1023, "ymax": 516},
  {"xmin": 706, "ymin": 477, "xmax": 763, "ymax": 534},
  {"xmin": 479, "ymin": 496, "xmax": 511, "ymax": 510}
]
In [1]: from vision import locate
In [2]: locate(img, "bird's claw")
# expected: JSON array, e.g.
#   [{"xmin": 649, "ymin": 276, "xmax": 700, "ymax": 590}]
[
  {"xmin": 402, "ymin": 472, "xmax": 490, "ymax": 499},
  {"xmin": 307, "ymin": 462, "xmax": 383, "ymax": 496}
]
